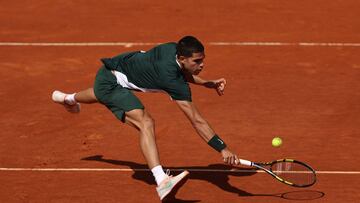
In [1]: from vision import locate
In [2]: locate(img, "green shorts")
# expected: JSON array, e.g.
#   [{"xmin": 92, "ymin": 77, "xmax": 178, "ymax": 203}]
[{"xmin": 93, "ymin": 66, "xmax": 144, "ymax": 122}]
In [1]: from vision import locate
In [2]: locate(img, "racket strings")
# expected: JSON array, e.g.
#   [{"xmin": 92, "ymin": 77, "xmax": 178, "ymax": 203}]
[{"xmin": 271, "ymin": 162, "xmax": 315, "ymax": 186}]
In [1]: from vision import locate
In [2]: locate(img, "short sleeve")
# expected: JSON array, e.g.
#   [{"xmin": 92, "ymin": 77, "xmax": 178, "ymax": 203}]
[{"xmin": 162, "ymin": 79, "xmax": 192, "ymax": 101}]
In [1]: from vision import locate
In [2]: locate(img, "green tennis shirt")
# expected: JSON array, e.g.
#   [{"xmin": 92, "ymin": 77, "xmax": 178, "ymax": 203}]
[{"xmin": 101, "ymin": 42, "xmax": 192, "ymax": 101}]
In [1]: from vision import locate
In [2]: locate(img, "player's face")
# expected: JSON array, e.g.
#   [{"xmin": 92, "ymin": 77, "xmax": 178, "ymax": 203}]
[{"xmin": 179, "ymin": 52, "xmax": 205, "ymax": 75}]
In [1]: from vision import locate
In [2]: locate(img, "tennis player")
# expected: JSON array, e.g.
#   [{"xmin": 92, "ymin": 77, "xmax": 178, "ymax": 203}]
[{"xmin": 52, "ymin": 36, "xmax": 239, "ymax": 200}]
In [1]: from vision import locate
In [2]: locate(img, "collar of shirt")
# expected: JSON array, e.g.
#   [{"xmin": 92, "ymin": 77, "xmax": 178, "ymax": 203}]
[{"xmin": 175, "ymin": 55, "xmax": 181, "ymax": 68}]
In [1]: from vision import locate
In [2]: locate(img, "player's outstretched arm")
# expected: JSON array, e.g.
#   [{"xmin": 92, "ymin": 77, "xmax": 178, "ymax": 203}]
[{"xmin": 175, "ymin": 100, "xmax": 238, "ymax": 165}]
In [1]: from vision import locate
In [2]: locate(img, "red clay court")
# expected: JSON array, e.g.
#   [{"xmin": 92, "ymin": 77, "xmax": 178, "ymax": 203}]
[{"xmin": 1, "ymin": 1, "xmax": 359, "ymax": 202}]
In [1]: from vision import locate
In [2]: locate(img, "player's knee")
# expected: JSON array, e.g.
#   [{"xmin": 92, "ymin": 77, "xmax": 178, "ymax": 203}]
[
  {"xmin": 125, "ymin": 109, "xmax": 155, "ymax": 131},
  {"xmin": 139, "ymin": 113, "xmax": 155, "ymax": 131},
  {"xmin": 132, "ymin": 111, "xmax": 154, "ymax": 132}
]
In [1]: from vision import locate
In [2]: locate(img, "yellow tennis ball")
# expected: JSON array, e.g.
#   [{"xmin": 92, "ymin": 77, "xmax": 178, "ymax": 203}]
[{"xmin": 272, "ymin": 137, "xmax": 282, "ymax": 147}]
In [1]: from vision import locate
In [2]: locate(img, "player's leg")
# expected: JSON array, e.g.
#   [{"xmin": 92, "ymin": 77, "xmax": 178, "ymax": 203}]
[
  {"xmin": 52, "ymin": 66, "xmax": 104, "ymax": 112},
  {"xmin": 74, "ymin": 88, "xmax": 98, "ymax": 103},
  {"xmin": 124, "ymin": 109, "xmax": 160, "ymax": 169},
  {"xmin": 52, "ymin": 88, "xmax": 98, "ymax": 113},
  {"xmin": 95, "ymin": 85, "xmax": 168, "ymax": 184},
  {"xmin": 124, "ymin": 109, "xmax": 189, "ymax": 200}
]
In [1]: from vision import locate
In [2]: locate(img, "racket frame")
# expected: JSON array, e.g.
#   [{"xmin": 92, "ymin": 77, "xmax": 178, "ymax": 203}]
[{"xmin": 239, "ymin": 158, "xmax": 316, "ymax": 187}]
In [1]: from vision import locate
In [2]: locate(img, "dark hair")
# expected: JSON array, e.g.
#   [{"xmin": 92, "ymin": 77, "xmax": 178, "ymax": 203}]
[{"xmin": 176, "ymin": 36, "xmax": 204, "ymax": 57}]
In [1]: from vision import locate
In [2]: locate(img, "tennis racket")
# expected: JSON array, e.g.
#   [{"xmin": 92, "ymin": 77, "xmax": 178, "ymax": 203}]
[{"xmin": 238, "ymin": 158, "xmax": 316, "ymax": 187}]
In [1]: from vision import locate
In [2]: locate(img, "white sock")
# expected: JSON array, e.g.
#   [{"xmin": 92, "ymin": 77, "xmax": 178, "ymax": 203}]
[
  {"xmin": 151, "ymin": 165, "xmax": 167, "ymax": 186},
  {"xmin": 64, "ymin": 93, "xmax": 76, "ymax": 105}
]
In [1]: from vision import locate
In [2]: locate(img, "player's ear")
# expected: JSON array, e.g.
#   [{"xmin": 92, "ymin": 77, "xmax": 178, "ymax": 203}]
[{"xmin": 177, "ymin": 55, "xmax": 187, "ymax": 62}]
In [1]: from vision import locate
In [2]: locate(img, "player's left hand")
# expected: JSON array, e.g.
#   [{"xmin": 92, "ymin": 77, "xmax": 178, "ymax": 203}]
[{"xmin": 206, "ymin": 78, "xmax": 226, "ymax": 96}]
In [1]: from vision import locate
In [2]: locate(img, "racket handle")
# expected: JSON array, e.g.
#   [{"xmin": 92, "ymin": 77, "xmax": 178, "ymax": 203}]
[{"xmin": 238, "ymin": 159, "xmax": 252, "ymax": 166}]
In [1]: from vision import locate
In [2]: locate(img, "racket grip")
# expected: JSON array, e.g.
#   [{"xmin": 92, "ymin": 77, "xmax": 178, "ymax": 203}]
[{"xmin": 239, "ymin": 159, "xmax": 252, "ymax": 166}]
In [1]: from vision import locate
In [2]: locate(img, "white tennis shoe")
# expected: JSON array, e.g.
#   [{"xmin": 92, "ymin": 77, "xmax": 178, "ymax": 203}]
[
  {"xmin": 156, "ymin": 170, "xmax": 189, "ymax": 201},
  {"xmin": 52, "ymin": 90, "xmax": 80, "ymax": 113}
]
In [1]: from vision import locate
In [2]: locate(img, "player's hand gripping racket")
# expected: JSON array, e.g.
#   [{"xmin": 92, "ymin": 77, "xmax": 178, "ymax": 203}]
[{"xmin": 238, "ymin": 159, "xmax": 316, "ymax": 187}]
